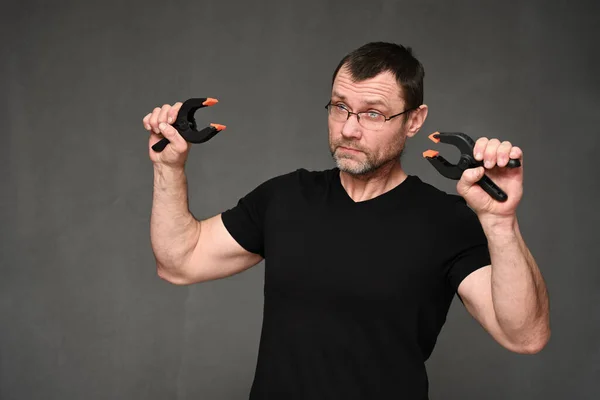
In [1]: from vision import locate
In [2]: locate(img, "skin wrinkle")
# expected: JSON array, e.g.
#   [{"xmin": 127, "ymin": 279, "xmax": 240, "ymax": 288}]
[{"xmin": 331, "ymin": 90, "xmax": 392, "ymax": 111}]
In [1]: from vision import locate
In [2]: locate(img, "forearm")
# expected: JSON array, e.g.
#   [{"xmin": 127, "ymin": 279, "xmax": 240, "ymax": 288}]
[
  {"xmin": 151, "ymin": 165, "xmax": 200, "ymax": 276},
  {"xmin": 481, "ymin": 216, "xmax": 550, "ymax": 348}
]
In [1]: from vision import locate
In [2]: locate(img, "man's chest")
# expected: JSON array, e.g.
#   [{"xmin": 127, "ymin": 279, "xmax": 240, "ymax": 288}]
[{"xmin": 262, "ymin": 202, "xmax": 447, "ymax": 302}]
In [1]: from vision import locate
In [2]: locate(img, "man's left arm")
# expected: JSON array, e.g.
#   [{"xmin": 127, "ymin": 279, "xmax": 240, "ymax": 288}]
[{"xmin": 455, "ymin": 137, "xmax": 551, "ymax": 354}]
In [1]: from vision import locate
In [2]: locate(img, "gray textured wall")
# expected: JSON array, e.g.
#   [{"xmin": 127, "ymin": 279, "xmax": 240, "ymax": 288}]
[{"xmin": 1, "ymin": 0, "xmax": 598, "ymax": 399}]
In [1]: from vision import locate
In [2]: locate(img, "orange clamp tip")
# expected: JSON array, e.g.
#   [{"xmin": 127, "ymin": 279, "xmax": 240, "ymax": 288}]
[
  {"xmin": 428, "ymin": 132, "xmax": 440, "ymax": 143},
  {"xmin": 203, "ymin": 98, "xmax": 219, "ymax": 106},
  {"xmin": 210, "ymin": 123, "xmax": 226, "ymax": 131},
  {"xmin": 423, "ymin": 150, "xmax": 439, "ymax": 158}
]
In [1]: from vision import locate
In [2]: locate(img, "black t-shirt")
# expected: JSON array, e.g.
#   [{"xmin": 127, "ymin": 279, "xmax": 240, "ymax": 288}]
[{"xmin": 221, "ymin": 167, "xmax": 491, "ymax": 400}]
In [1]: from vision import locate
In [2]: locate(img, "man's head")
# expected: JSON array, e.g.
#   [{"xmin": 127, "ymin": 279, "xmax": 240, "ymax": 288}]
[{"xmin": 328, "ymin": 42, "xmax": 428, "ymax": 176}]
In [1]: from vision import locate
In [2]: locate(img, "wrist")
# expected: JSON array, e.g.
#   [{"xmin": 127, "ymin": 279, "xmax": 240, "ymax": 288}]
[
  {"xmin": 154, "ymin": 164, "xmax": 185, "ymax": 179},
  {"xmin": 154, "ymin": 162, "xmax": 185, "ymax": 175},
  {"xmin": 479, "ymin": 214, "xmax": 518, "ymax": 237},
  {"xmin": 153, "ymin": 164, "xmax": 187, "ymax": 190}
]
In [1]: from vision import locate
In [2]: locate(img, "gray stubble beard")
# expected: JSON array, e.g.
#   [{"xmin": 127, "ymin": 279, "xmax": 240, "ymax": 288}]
[{"xmin": 330, "ymin": 139, "xmax": 406, "ymax": 176}]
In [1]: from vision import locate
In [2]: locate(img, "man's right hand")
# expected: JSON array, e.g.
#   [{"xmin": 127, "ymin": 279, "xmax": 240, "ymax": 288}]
[{"xmin": 143, "ymin": 102, "xmax": 190, "ymax": 169}]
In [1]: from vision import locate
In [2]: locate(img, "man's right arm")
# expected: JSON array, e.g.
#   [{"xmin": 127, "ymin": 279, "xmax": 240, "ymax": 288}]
[
  {"xmin": 151, "ymin": 165, "xmax": 263, "ymax": 285},
  {"xmin": 144, "ymin": 102, "xmax": 263, "ymax": 285}
]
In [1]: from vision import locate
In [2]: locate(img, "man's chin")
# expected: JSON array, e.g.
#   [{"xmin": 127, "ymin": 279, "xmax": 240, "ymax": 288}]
[{"xmin": 334, "ymin": 157, "xmax": 373, "ymax": 175}]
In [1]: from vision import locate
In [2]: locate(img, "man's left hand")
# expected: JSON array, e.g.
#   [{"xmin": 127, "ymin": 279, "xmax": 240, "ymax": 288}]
[{"xmin": 456, "ymin": 137, "xmax": 524, "ymax": 221}]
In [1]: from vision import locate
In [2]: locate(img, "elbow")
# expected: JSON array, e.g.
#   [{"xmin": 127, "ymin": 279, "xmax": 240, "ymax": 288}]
[
  {"xmin": 512, "ymin": 327, "xmax": 551, "ymax": 355},
  {"xmin": 516, "ymin": 339, "xmax": 549, "ymax": 355},
  {"xmin": 156, "ymin": 264, "xmax": 194, "ymax": 286}
]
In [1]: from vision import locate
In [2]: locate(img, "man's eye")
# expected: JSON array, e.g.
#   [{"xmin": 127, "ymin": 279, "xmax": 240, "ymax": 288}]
[{"xmin": 365, "ymin": 112, "xmax": 382, "ymax": 119}]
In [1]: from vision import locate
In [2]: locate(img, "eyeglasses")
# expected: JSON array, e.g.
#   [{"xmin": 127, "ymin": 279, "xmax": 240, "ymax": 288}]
[{"xmin": 325, "ymin": 101, "xmax": 416, "ymax": 130}]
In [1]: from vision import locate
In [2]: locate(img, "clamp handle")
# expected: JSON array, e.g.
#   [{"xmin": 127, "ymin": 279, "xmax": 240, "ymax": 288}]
[
  {"xmin": 151, "ymin": 97, "xmax": 226, "ymax": 153},
  {"xmin": 478, "ymin": 174, "xmax": 509, "ymax": 202}
]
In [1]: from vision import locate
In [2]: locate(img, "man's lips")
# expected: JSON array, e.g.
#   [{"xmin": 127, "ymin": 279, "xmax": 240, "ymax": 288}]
[{"xmin": 338, "ymin": 146, "xmax": 362, "ymax": 153}]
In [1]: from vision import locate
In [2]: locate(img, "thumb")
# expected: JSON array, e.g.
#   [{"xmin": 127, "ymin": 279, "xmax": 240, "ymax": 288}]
[
  {"xmin": 457, "ymin": 166, "xmax": 485, "ymax": 192},
  {"xmin": 158, "ymin": 122, "xmax": 188, "ymax": 154}
]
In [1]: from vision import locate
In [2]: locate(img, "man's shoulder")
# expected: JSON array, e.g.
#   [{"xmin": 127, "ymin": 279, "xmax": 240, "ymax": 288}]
[
  {"xmin": 410, "ymin": 175, "xmax": 466, "ymax": 206},
  {"xmin": 408, "ymin": 175, "xmax": 477, "ymax": 223}
]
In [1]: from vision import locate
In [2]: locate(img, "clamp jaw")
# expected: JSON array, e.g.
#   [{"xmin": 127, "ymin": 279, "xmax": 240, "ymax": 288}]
[
  {"xmin": 151, "ymin": 97, "xmax": 226, "ymax": 152},
  {"xmin": 423, "ymin": 132, "xmax": 521, "ymax": 202}
]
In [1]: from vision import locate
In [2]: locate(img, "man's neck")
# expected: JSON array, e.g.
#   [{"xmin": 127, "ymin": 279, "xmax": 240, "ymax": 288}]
[{"xmin": 339, "ymin": 160, "xmax": 407, "ymax": 203}]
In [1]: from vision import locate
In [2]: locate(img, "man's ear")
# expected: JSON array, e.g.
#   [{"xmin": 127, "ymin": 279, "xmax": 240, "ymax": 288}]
[{"xmin": 405, "ymin": 104, "xmax": 429, "ymax": 138}]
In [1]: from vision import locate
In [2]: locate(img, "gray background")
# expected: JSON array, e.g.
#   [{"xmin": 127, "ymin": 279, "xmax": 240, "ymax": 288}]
[{"xmin": 1, "ymin": 0, "xmax": 598, "ymax": 399}]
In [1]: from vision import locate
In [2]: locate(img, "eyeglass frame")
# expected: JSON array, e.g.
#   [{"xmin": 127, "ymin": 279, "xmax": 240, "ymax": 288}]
[{"xmin": 324, "ymin": 101, "xmax": 418, "ymax": 129}]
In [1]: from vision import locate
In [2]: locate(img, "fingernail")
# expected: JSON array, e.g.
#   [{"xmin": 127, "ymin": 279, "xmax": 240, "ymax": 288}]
[
  {"xmin": 159, "ymin": 122, "xmax": 167, "ymax": 130},
  {"xmin": 145, "ymin": 124, "xmax": 150, "ymax": 130},
  {"xmin": 476, "ymin": 152, "xmax": 482, "ymax": 160},
  {"xmin": 168, "ymin": 117, "xmax": 173, "ymax": 123},
  {"xmin": 485, "ymin": 161, "xmax": 492, "ymax": 168}
]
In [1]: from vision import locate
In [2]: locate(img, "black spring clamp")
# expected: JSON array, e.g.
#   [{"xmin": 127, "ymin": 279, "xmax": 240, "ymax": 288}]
[
  {"xmin": 152, "ymin": 97, "xmax": 226, "ymax": 152},
  {"xmin": 423, "ymin": 132, "xmax": 521, "ymax": 202}
]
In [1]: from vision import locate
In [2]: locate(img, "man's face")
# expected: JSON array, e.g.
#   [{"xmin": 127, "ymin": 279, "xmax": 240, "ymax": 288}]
[{"xmin": 328, "ymin": 67, "xmax": 409, "ymax": 176}]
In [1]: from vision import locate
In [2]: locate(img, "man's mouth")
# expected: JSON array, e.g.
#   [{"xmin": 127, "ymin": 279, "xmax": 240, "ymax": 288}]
[{"xmin": 338, "ymin": 146, "xmax": 362, "ymax": 153}]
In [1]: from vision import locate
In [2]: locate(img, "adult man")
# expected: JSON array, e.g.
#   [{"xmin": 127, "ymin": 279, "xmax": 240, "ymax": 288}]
[{"xmin": 143, "ymin": 42, "xmax": 550, "ymax": 399}]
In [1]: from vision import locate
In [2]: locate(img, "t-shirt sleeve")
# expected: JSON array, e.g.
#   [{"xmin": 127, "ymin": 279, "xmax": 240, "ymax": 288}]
[
  {"xmin": 444, "ymin": 197, "xmax": 492, "ymax": 295},
  {"xmin": 220, "ymin": 176, "xmax": 279, "ymax": 258}
]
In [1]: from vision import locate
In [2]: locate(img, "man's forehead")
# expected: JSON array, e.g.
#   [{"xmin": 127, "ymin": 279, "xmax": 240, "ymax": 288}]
[
  {"xmin": 332, "ymin": 69, "xmax": 403, "ymax": 106},
  {"xmin": 331, "ymin": 90, "xmax": 390, "ymax": 106}
]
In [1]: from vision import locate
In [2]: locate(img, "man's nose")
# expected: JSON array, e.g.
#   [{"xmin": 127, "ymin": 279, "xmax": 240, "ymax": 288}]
[{"xmin": 341, "ymin": 113, "xmax": 362, "ymax": 138}]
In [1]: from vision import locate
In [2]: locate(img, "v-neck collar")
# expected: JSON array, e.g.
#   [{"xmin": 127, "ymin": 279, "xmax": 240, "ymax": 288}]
[{"xmin": 331, "ymin": 167, "xmax": 418, "ymax": 208}]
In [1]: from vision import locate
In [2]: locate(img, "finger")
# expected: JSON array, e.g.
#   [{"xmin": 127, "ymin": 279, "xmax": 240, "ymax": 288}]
[
  {"xmin": 464, "ymin": 166, "xmax": 485, "ymax": 184},
  {"xmin": 142, "ymin": 113, "xmax": 152, "ymax": 131},
  {"xmin": 158, "ymin": 122, "xmax": 187, "ymax": 153},
  {"xmin": 473, "ymin": 137, "xmax": 488, "ymax": 161},
  {"xmin": 168, "ymin": 102, "xmax": 183, "ymax": 124},
  {"xmin": 497, "ymin": 141, "xmax": 512, "ymax": 167},
  {"xmin": 158, "ymin": 104, "xmax": 171, "ymax": 126},
  {"xmin": 149, "ymin": 107, "xmax": 162, "ymax": 134},
  {"xmin": 510, "ymin": 146, "xmax": 523, "ymax": 161},
  {"xmin": 148, "ymin": 128, "xmax": 166, "ymax": 146},
  {"xmin": 483, "ymin": 138, "xmax": 501, "ymax": 169},
  {"xmin": 457, "ymin": 166, "xmax": 485, "ymax": 195}
]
